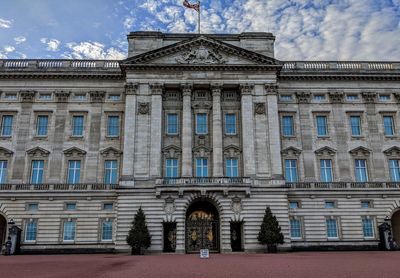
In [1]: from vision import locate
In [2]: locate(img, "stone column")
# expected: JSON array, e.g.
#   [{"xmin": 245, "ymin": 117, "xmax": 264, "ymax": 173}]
[
  {"xmin": 212, "ymin": 83, "xmax": 223, "ymax": 177},
  {"xmin": 181, "ymin": 84, "xmax": 193, "ymax": 177},
  {"xmin": 240, "ymin": 84, "xmax": 256, "ymax": 177},
  {"xmin": 266, "ymin": 84, "xmax": 283, "ymax": 178},
  {"xmin": 121, "ymin": 83, "xmax": 138, "ymax": 185},
  {"xmin": 149, "ymin": 83, "xmax": 163, "ymax": 178}
]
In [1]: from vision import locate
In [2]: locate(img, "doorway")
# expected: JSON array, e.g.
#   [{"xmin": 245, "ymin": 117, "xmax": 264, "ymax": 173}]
[
  {"xmin": 0, "ymin": 215, "xmax": 7, "ymax": 252},
  {"xmin": 391, "ymin": 210, "xmax": 400, "ymax": 243},
  {"xmin": 163, "ymin": 222, "xmax": 177, "ymax": 252},
  {"xmin": 230, "ymin": 222, "xmax": 243, "ymax": 252}
]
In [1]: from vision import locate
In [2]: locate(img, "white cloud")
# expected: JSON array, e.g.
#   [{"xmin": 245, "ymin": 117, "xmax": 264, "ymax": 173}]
[
  {"xmin": 0, "ymin": 18, "xmax": 12, "ymax": 28},
  {"xmin": 64, "ymin": 41, "xmax": 126, "ymax": 60},
  {"xmin": 14, "ymin": 36, "xmax": 26, "ymax": 44},
  {"xmin": 4, "ymin": 46, "xmax": 15, "ymax": 53},
  {"xmin": 40, "ymin": 38, "xmax": 61, "ymax": 51},
  {"xmin": 123, "ymin": 17, "xmax": 134, "ymax": 29}
]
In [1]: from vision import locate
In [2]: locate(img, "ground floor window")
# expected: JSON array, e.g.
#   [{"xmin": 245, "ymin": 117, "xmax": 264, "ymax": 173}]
[
  {"xmin": 326, "ymin": 218, "xmax": 338, "ymax": 239},
  {"xmin": 25, "ymin": 220, "xmax": 37, "ymax": 242},
  {"xmin": 362, "ymin": 217, "xmax": 374, "ymax": 238},
  {"xmin": 63, "ymin": 220, "xmax": 76, "ymax": 241},
  {"xmin": 290, "ymin": 219, "xmax": 302, "ymax": 239},
  {"xmin": 101, "ymin": 220, "xmax": 113, "ymax": 241}
]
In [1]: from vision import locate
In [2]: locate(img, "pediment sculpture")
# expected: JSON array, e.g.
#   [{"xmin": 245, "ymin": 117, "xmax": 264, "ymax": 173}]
[{"xmin": 176, "ymin": 45, "xmax": 226, "ymax": 64}]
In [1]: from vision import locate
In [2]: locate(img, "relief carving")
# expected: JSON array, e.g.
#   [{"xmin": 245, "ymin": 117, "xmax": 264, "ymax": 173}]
[
  {"xmin": 138, "ymin": 102, "xmax": 150, "ymax": 115},
  {"xmin": 362, "ymin": 92, "xmax": 377, "ymax": 103},
  {"xmin": 296, "ymin": 91, "xmax": 311, "ymax": 104},
  {"xmin": 20, "ymin": 90, "xmax": 36, "ymax": 102},
  {"xmin": 176, "ymin": 45, "xmax": 226, "ymax": 64},
  {"xmin": 254, "ymin": 103, "xmax": 266, "ymax": 115},
  {"xmin": 328, "ymin": 91, "xmax": 345, "ymax": 104}
]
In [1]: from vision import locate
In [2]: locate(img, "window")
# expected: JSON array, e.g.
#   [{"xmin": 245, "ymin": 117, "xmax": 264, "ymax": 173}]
[
  {"xmin": 104, "ymin": 160, "xmax": 118, "ymax": 184},
  {"xmin": 38, "ymin": 93, "xmax": 52, "ymax": 100},
  {"xmin": 63, "ymin": 220, "xmax": 76, "ymax": 241},
  {"xmin": 108, "ymin": 94, "xmax": 120, "ymax": 100},
  {"xmin": 225, "ymin": 114, "xmax": 236, "ymax": 135},
  {"xmin": 325, "ymin": 201, "xmax": 336, "ymax": 209},
  {"xmin": 0, "ymin": 160, "xmax": 7, "ymax": 184},
  {"xmin": 101, "ymin": 220, "xmax": 113, "ymax": 241},
  {"xmin": 290, "ymin": 219, "xmax": 302, "ymax": 239},
  {"xmin": 107, "ymin": 116, "xmax": 120, "ymax": 137},
  {"xmin": 379, "ymin": 94, "xmax": 391, "ymax": 101},
  {"xmin": 103, "ymin": 203, "xmax": 113, "ymax": 210},
  {"xmin": 195, "ymin": 158, "xmax": 208, "ymax": 177},
  {"xmin": 281, "ymin": 116, "xmax": 294, "ymax": 137},
  {"xmin": 280, "ymin": 95, "xmax": 293, "ymax": 101},
  {"xmin": 362, "ymin": 218, "xmax": 374, "ymax": 238},
  {"xmin": 36, "ymin": 115, "xmax": 49, "ymax": 136},
  {"xmin": 25, "ymin": 221, "xmax": 37, "ymax": 241},
  {"xmin": 314, "ymin": 94, "xmax": 326, "ymax": 101},
  {"xmin": 361, "ymin": 200, "xmax": 372, "ymax": 209},
  {"xmin": 67, "ymin": 160, "xmax": 81, "ymax": 184},
  {"xmin": 389, "ymin": 159, "xmax": 400, "ymax": 182},
  {"xmin": 226, "ymin": 158, "xmax": 239, "ymax": 177},
  {"xmin": 1, "ymin": 115, "xmax": 13, "ymax": 136},
  {"xmin": 320, "ymin": 159, "xmax": 333, "ymax": 182},
  {"xmin": 72, "ymin": 116, "xmax": 84, "ymax": 137},
  {"xmin": 289, "ymin": 201, "xmax": 299, "ymax": 209},
  {"xmin": 31, "ymin": 160, "xmax": 44, "ymax": 184},
  {"xmin": 65, "ymin": 203, "xmax": 76, "ymax": 211},
  {"xmin": 326, "ymin": 218, "xmax": 339, "ymax": 239},
  {"xmin": 4, "ymin": 93, "xmax": 17, "ymax": 100},
  {"xmin": 167, "ymin": 114, "xmax": 178, "ymax": 135},
  {"xmin": 383, "ymin": 116, "xmax": 395, "ymax": 136},
  {"xmin": 316, "ymin": 115, "xmax": 328, "ymax": 136},
  {"xmin": 346, "ymin": 94, "xmax": 359, "ymax": 101},
  {"xmin": 73, "ymin": 93, "xmax": 86, "ymax": 100},
  {"xmin": 350, "ymin": 116, "xmax": 362, "ymax": 136},
  {"xmin": 196, "ymin": 113, "xmax": 208, "ymax": 134},
  {"xmin": 355, "ymin": 159, "xmax": 368, "ymax": 182},
  {"xmin": 27, "ymin": 203, "xmax": 39, "ymax": 211},
  {"xmin": 284, "ymin": 159, "xmax": 298, "ymax": 182},
  {"xmin": 166, "ymin": 159, "xmax": 178, "ymax": 178}
]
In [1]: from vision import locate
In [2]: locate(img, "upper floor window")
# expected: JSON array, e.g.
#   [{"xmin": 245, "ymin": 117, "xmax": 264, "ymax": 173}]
[
  {"xmin": 346, "ymin": 94, "xmax": 359, "ymax": 101},
  {"xmin": 316, "ymin": 115, "xmax": 328, "ymax": 136},
  {"xmin": 108, "ymin": 94, "xmax": 121, "ymax": 101},
  {"xmin": 104, "ymin": 160, "xmax": 118, "ymax": 184},
  {"xmin": 225, "ymin": 114, "xmax": 236, "ymax": 135},
  {"xmin": 226, "ymin": 158, "xmax": 238, "ymax": 177},
  {"xmin": 320, "ymin": 159, "xmax": 333, "ymax": 182},
  {"xmin": 325, "ymin": 201, "xmax": 336, "ymax": 209},
  {"xmin": 284, "ymin": 159, "xmax": 298, "ymax": 182},
  {"xmin": 361, "ymin": 200, "xmax": 372, "ymax": 209},
  {"xmin": 280, "ymin": 95, "xmax": 293, "ymax": 101},
  {"xmin": 362, "ymin": 217, "xmax": 374, "ymax": 238},
  {"xmin": 166, "ymin": 158, "xmax": 178, "ymax": 178},
  {"xmin": 4, "ymin": 93, "xmax": 17, "ymax": 100},
  {"xmin": 0, "ymin": 160, "xmax": 7, "ymax": 184},
  {"xmin": 350, "ymin": 116, "xmax": 362, "ymax": 136},
  {"xmin": 196, "ymin": 113, "xmax": 208, "ymax": 134},
  {"xmin": 354, "ymin": 159, "xmax": 368, "ymax": 182},
  {"xmin": 195, "ymin": 158, "xmax": 208, "ymax": 177},
  {"xmin": 63, "ymin": 220, "xmax": 76, "ymax": 241},
  {"xmin": 281, "ymin": 116, "xmax": 294, "ymax": 137},
  {"xmin": 290, "ymin": 218, "xmax": 302, "ymax": 239},
  {"xmin": 326, "ymin": 218, "xmax": 339, "ymax": 239},
  {"xmin": 65, "ymin": 203, "xmax": 77, "ymax": 211},
  {"xmin": 31, "ymin": 160, "xmax": 44, "ymax": 184},
  {"xmin": 25, "ymin": 221, "xmax": 37, "ymax": 242},
  {"xmin": 289, "ymin": 201, "xmax": 299, "ymax": 209},
  {"xmin": 167, "ymin": 113, "xmax": 178, "ymax": 135},
  {"xmin": 103, "ymin": 203, "xmax": 114, "ymax": 210},
  {"xmin": 73, "ymin": 93, "xmax": 87, "ymax": 101},
  {"xmin": 314, "ymin": 94, "xmax": 326, "ymax": 101},
  {"xmin": 27, "ymin": 203, "xmax": 39, "ymax": 211},
  {"xmin": 102, "ymin": 220, "xmax": 113, "ymax": 241},
  {"xmin": 38, "ymin": 93, "xmax": 52, "ymax": 100},
  {"xmin": 67, "ymin": 160, "xmax": 81, "ymax": 184},
  {"xmin": 383, "ymin": 116, "xmax": 395, "ymax": 136},
  {"xmin": 379, "ymin": 94, "xmax": 391, "ymax": 101},
  {"xmin": 389, "ymin": 159, "xmax": 400, "ymax": 182},
  {"xmin": 107, "ymin": 116, "xmax": 120, "ymax": 137},
  {"xmin": 1, "ymin": 115, "xmax": 13, "ymax": 136},
  {"xmin": 72, "ymin": 116, "xmax": 84, "ymax": 137},
  {"xmin": 36, "ymin": 115, "xmax": 49, "ymax": 136}
]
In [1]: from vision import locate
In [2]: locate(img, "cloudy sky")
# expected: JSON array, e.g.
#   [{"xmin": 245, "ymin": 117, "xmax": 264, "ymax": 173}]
[{"xmin": 0, "ymin": 0, "xmax": 399, "ymax": 61}]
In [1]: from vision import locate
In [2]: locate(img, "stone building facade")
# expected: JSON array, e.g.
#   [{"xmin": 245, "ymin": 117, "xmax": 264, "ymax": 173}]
[{"xmin": 0, "ymin": 31, "xmax": 400, "ymax": 253}]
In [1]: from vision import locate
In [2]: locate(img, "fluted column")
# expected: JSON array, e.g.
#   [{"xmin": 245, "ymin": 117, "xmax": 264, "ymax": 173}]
[
  {"xmin": 149, "ymin": 83, "xmax": 163, "ymax": 178},
  {"xmin": 121, "ymin": 83, "xmax": 138, "ymax": 185},
  {"xmin": 212, "ymin": 83, "xmax": 223, "ymax": 177},
  {"xmin": 181, "ymin": 84, "xmax": 193, "ymax": 177},
  {"xmin": 240, "ymin": 84, "xmax": 256, "ymax": 177}
]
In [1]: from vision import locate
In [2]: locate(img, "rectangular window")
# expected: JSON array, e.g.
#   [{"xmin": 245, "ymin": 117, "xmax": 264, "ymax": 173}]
[
  {"xmin": 325, "ymin": 201, "xmax": 336, "ymax": 209},
  {"xmin": 166, "ymin": 159, "xmax": 178, "ymax": 178},
  {"xmin": 1, "ymin": 115, "xmax": 13, "ymax": 136},
  {"xmin": 290, "ymin": 219, "xmax": 302, "ymax": 239},
  {"xmin": 225, "ymin": 114, "xmax": 237, "ymax": 135},
  {"xmin": 320, "ymin": 159, "xmax": 333, "ymax": 182},
  {"xmin": 72, "ymin": 116, "xmax": 84, "ymax": 137},
  {"xmin": 31, "ymin": 160, "xmax": 44, "ymax": 184},
  {"xmin": 104, "ymin": 160, "xmax": 118, "ymax": 184},
  {"xmin": 108, "ymin": 94, "xmax": 120, "ymax": 100},
  {"xmin": 196, "ymin": 113, "xmax": 208, "ymax": 134},
  {"xmin": 107, "ymin": 116, "xmax": 120, "ymax": 137},
  {"xmin": 226, "ymin": 158, "xmax": 239, "ymax": 177},
  {"xmin": 103, "ymin": 203, "xmax": 113, "ymax": 210},
  {"xmin": 38, "ymin": 93, "xmax": 52, "ymax": 100},
  {"xmin": 285, "ymin": 159, "xmax": 298, "ymax": 182},
  {"xmin": 350, "ymin": 116, "xmax": 362, "ymax": 136},
  {"xmin": 0, "ymin": 160, "xmax": 7, "ymax": 184},
  {"xmin": 167, "ymin": 114, "xmax": 178, "ymax": 135},
  {"xmin": 326, "ymin": 218, "xmax": 338, "ymax": 238},
  {"xmin": 27, "ymin": 203, "xmax": 38, "ymax": 211},
  {"xmin": 102, "ymin": 220, "xmax": 113, "ymax": 241},
  {"xmin": 361, "ymin": 200, "xmax": 372, "ymax": 209},
  {"xmin": 4, "ymin": 93, "xmax": 17, "ymax": 100},
  {"xmin": 67, "ymin": 160, "xmax": 81, "ymax": 184},
  {"xmin": 63, "ymin": 221, "xmax": 76, "ymax": 241},
  {"xmin": 383, "ymin": 116, "xmax": 395, "ymax": 136},
  {"xmin": 280, "ymin": 95, "xmax": 293, "ymax": 101},
  {"xmin": 281, "ymin": 116, "xmax": 294, "ymax": 137},
  {"xmin": 355, "ymin": 159, "xmax": 368, "ymax": 182},
  {"xmin": 65, "ymin": 203, "xmax": 76, "ymax": 211},
  {"xmin": 36, "ymin": 115, "xmax": 49, "ymax": 136},
  {"xmin": 195, "ymin": 158, "xmax": 208, "ymax": 177},
  {"xmin": 25, "ymin": 221, "xmax": 37, "ymax": 241},
  {"xmin": 389, "ymin": 159, "xmax": 400, "ymax": 182},
  {"xmin": 379, "ymin": 94, "xmax": 391, "ymax": 101},
  {"xmin": 314, "ymin": 94, "xmax": 326, "ymax": 101},
  {"xmin": 73, "ymin": 93, "xmax": 86, "ymax": 100},
  {"xmin": 362, "ymin": 218, "xmax": 374, "ymax": 238},
  {"xmin": 289, "ymin": 201, "xmax": 299, "ymax": 209},
  {"xmin": 346, "ymin": 94, "xmax": 359, "ymax": 101},
  {"xmin": 316, "ymin": 115, "xmax": 328, "ymax": 136}
]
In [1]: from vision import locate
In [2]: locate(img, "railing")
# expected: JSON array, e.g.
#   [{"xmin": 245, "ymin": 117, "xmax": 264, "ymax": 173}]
[
  {"xmin": 0, "ymin": 183, "xmax": 118, "ymax": 191},
  {"xmin": 0, "ymin": 59, "xmax": 121, "ymax": 70},
  {"xmin": 282, "ymin": 61, "xmax": 400, "ymax": 71},
  {"xmin": 287, "ymin": 182, "xmax": 400, "ymax": 189},
  {"xmin": 156, "ymin": 177, "xmax": 252, "ymax": 186}
]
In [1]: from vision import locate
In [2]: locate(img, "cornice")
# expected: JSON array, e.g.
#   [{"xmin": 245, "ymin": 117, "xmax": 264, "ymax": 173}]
[
  {"xmin": 279, "ymin": 72, "xmax": 400, "ymax": 81},
  {"xmin": 0, "ymin": 72, "xmax": 123, "ymax": 80},
  {"xmin": 122, "ymin": 64, "xmax": 282, "ymax": 72}
]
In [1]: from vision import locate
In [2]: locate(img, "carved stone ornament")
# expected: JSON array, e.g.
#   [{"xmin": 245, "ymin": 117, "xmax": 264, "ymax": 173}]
[
  {"xmin": 63, "ymin": 147, "xmax": 87, "ymax": 157},
  {"xmin": 362, "ymin": 92, "xmax": 377, "ymax": 103},
  {"xmin": 55, "ymin": 91, "xmax": 70, "ymax": 102},
  {"xmin": 138, "ymin": 102, "xmax": 150, "ymax": 115},
  {"xmin": 20, "ymin": 90, "xmax": 36, "ymax": 102},
  {"xmin": 100, "ymin": 147, "xmax": 122, "ymax": 157},
  {"xmin": 193, "ymin": 146, "xmax": 211, "ymax": 157},
  {"xmin": 394, "ymin": 92, "xmax": 400, "ymax": 103},
  {"xmin": 265, "ymin": 83, "xmax": 279, "ymax": 95},
  {"xmin": 383, "ymin": 146, "xmax": 400, "ymax": 157},
  {"xmin": 296, "ymin": 91, "xmax": 311, "ymax": 104},
  {"xmin": 181, "ymin": 83, "xmax": 193, "ymax": 97},
  {"xmin": 349, "ymin": 146, "xmax": 371, "ymax": 157},
  {"xmin": 281, "ymin": 146, "xmax": 302, "ymax": 157},
  {"xmin": 231, "ymin": 196, "xmax": 242, "ymax": 214},
  {"xmin": 150, "ymin": 83, "xmax": 163, "ymax": 95},
  {"xmin": 224, "ymin": 145, "xmax": 241, "ymax": 157},
  {"xmin": 125, "ymin": 82, "xmax": 138, "ymax": 95},
  {"xmin": 328, "ymin": 91, "xmax": 345, "ymax": 104},
  {"xmin": 240, "ymin": 83, "xmax": 254, "ymax": 95},
  {"xmin": 254, "ymin": 103, "xmax": 266, "ymax": 115},
  {"xmin": 162, "ymin": 145, "xmax": 181, "ymax": 159},
  {"xmin": 314, "ymin": 146, "xmax": 337, "ymax": 157},
  {"xmin": 164, "ymin": 197, "xmax": 175, "ymax": 215},
  {"xmin": 89, "ymin": 91, "xmax": 105, "ymax": 103},
  {"xmin": 176, "ymin": 45, "xmax": 226, "ymax": 64},
  {"xmin": 0, "ymin": 147, "xmax": 13, "ymax": 157},
  {"xmin": 26, "ymin": 147, "xmax": 50, "ymax": 157}
]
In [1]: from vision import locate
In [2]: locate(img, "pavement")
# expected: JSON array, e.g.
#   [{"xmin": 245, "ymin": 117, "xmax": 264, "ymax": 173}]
[{"xmin": 1, "ymin": 251, "xmax": 399, "ymax": 278}]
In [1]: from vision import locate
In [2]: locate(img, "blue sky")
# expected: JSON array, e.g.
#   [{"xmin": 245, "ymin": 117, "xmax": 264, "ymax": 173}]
[{"xmin": 0, "ymin": 0, "xmax": 399, "ymax": 60}]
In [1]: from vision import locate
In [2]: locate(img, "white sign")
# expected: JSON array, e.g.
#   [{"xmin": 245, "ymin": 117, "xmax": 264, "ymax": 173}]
[{"xmin": 200, "ymin": 249, "xmax": 209, "ymax": 259}]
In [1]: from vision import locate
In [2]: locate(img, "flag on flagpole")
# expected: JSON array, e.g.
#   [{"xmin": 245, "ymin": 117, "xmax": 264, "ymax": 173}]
[{"xmin": 183, "ymin": 0, "xmax": 200, "ymax": 12}]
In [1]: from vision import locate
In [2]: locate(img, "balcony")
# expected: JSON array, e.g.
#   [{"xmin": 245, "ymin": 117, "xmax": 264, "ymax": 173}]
[
  {"xmin": 0, "ymin": 183, "xmax": 118, "ymax": 192},
  {"xmin": 287, "ymin": 182, "xmax": 400, "ymax": 190}
]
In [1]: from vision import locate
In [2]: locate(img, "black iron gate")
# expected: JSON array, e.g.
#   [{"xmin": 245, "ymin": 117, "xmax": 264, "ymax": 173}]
[{"xmin": 186, "ymin": 219, "xmax": 219, "ymax": 253}]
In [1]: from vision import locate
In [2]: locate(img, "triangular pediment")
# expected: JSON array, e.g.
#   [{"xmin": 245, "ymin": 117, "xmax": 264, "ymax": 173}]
[
  {"xmin": 26, "ymin": 147, "xmax": 50, "ymax": 157},
  {"xmin": 349, "ymin": 146, "xmax": 371, "ymax": 157},
  {"xmin": 383, "ymin": 146, "xmax": 400, "ymax": 157},
  {"xmin": 100, "ymin": 147, "xmax": 122, "ymax": 157},
  {"xmin": 121, "ymin": 36, "xmax": 280, "ymax": 68},
  {"xmin": 281, "ymin": 146, "xmax": 302, "ymax": 157},
  {"xmin": 0, "ymin": 147, "xmax": 13, "ymax": 157},
  {"xmin": 315, "ymin": 146, "xmax": 337, "ymax": 156},
  {"xmin": 63, "ymin": 147, "xmax": 87, "ymax": 157}
]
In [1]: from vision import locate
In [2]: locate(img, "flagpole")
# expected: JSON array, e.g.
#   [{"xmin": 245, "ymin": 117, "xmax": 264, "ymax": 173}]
[{"xmin": 198, "ymin": 0, "xmax": 201, "ymax": 34}]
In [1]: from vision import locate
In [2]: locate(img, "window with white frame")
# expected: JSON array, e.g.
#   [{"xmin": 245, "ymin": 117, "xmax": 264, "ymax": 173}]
[
  {"xmin": 4, "ymin": 93, "xmax": 17, "ymax": 100},
  {"xmin": 101, "ymin": 219, "xmax": 113, "ymax": 241},
  {"xmin": 72, "ymin": 115, "xmax": 84, "ymax": 137},
  {"xmin": 1, "ymin": 115, "xmax": 13, "ymax": 136},
  {"xmin": 325, "ymin": 201, "xmax": 336, "ymax": 209},
  {"xmin": 383, "ymin": 116, "xmax": 395, "ymax": 136},
  {"xmin": 281, "ymin": 115, "xmax": 294, "ymax": 137},
  {"xmin": 63, "ymin": 220, "xmax": 76, "ymax": 241},
  {"xmin": 108, "ymin": 94, "xmax": 121, "ymax": 100},
  {"xmin": 31, "ymin": 160, "xmax": 44, "ymax": 184},
  {"xmin": 38, "ymin": 93, "xmax": 52, "ymax": 100},
  {"xmin": 316, "ymin": 115, "xmax": 328, "ymax": 136},
  {"xmin": 280, "ymin": 95, "xmax": 293, "ymax": 101},
  {"xmin": 314, "ymin": 94, "xmax": 326, "ymax": 101},
  {"xmin": 36, "ymin": 115, "xmax": 49, "ymax": 136},
  {"xmin": 320, "ymin": 159, "xmax": 333, "ymax": 182},
  {"xmin": 195, "ymin": 158, "xmax": 208, "ymax": 177},
  {"xmin": 326, "ymin": 218, "xmax": 339, "ymax": 239},
  {"xmin": 290, "ymin": 218, "xmax": 302, "ymax": 239},
  {"xmin": 27, "ymin": 203, "xmax": 38, "ymax": 211},
  {"xmin": 166, "ymin": 158, "xmax": 178, "ymax": 178},
  {"xmin": 73, "ymin": 93, "xmax": 86, "ymax": 100},
  {"xmin": 25, "ymin": 220, "xmax": 37, "ymax": 242},
  {"xmin": 225, "ymin": 113, "xmax": 236, "ymax": 135},
  {"xmin": 354, "ymin": 159, "xmax": 368, "ymax": 182},
  {"xmin": 0, "ymin": 160, "xmax": 7, "ymax": 184},
  {"xmin": 65, "ymin": 203, "xmax": 76, "ymax": 211},
  {"xmin": 346, "ymin": 94, "xmax": 359, "ymax": 101},
  {"xmin": 289, "ymin": 201, "xmax": 300, "ymax": 209},
  {"xmin": 362, "ymin": 217, "xmax": 374, "ymax": 238},
  {"xmin": 389, "ymin": 159, "xmax": 400, "ymax": 182},
  {"xmin": 104, "ymin": 160, "xmax": 118, "ymax": 184},
  {"xmin": 350, "ymin": 116, "xmax": 362, "ymax": 136},
  {"xmin": 67, "ymin": 160, "xmax": 81, "ymax": 184},
  {"xmin": 379, "ymin": 94, "xmax": 391, "ymax": 101},
  {"xmin": 107, "ymin": 115, "xmax": 120, "ymax": 137},
  {"xmin": 196, "ymin": 113, "xmax": 208, "ymax": 134},
  {"xmin": 284, "ymin": 159, "xmax": 298, "ymax": 182},
  {"xmin": 226, "ymin": 158, "xmax": 239, "ymax": 177},
  {"xmin": 167, "ymin": 113, "xmax": 178, "ymax": 135}
]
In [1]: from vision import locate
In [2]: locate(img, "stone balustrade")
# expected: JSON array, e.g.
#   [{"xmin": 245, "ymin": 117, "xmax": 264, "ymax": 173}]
[
  {"xmin": 282, "ymin": 61, "xmax": 400, "ymax": 71},
  {"xmin": 287, "ymin": 182, "xmax": 400, "ymax": 190},
  {"xmin": 0, "ymin": 183, "xmax": 118, "ymax": 191},
  {"xmin": 156, "ymin": 177, "xmax": 252, "ymax": 186},
  {"xmin": 0, "ymin": 59, "xmax": 120, "ymax": 70}
]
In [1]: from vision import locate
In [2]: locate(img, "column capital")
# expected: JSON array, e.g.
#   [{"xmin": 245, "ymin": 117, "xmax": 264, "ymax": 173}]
[
  {"xmin": 240, "ymin": 83, "xmax": 254, "ymax": 95},
  {"xmin": 394, "ymin": 92, "xmax": 400, "ymax": 103},
  {"xmin": 125, "ymin": 82, "xmax": 138, "ymax": 95},
  {"xmin": 211, "ymin": 83, "xmax": 222, "ymax": 97},
  {"xmin": 181, "ymin": 83, "xmax": 193, "ymax": 97},
  {"xmin": 296, "ymin": 91, "xmax": 311, "ymax": 104},
  {"xmin": 265, "ymin": 83, "xmax": 279, "ymax": 95},
  {"xmin": 150, "ymin": 83, "xmax": 163, "ymax": 95}
]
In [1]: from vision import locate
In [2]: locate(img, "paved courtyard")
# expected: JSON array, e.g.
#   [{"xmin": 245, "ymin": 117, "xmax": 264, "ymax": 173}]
[{"xmin": 1, "ymin": 252, "xmax": 399, "ymax": 278}]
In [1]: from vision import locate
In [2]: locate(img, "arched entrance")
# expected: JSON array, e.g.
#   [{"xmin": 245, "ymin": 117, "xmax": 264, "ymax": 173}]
[
  {"xmin": 185, "ymin": 200, "xmax": 220, "ymax": 253},
  {"xmin": 391, "ymin": 210, "xmax": 400, "ymax": 243},
  {"xmin": 0, "ymin": 215, "xmax": 7, "ymax": 251}
]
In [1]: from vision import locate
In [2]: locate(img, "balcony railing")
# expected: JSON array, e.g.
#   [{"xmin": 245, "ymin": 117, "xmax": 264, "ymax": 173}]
[
  {"xmin": 0, "ymin": 183, "xmax": 118, "ymax": 191},
  {"xmin": 282, "ymin": 61, "xmax": 400, "ymax": 71},
  {"xmin": 0, "ymin": 59, "xmax": 121, "ymax": 70},
  {"xmin": 156, "ymin": 177, "xmax": 251, "ymax": 186},
  {"xmin": 287, "ymin": 182, "xmax": 400, "ymax": 189}
]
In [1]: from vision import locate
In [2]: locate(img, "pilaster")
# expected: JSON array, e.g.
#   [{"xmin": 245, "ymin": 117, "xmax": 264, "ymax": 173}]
[
  {"xmin": 211, "ymin": 83, "xmax": 223, "ymax": 177},
  {"xmin": 149, "ymin": 83, "xmax": 163, "ymax": 178},
  {"xmin": 181, "ymin": 83, "xmax": 193, "ymax": 177}
]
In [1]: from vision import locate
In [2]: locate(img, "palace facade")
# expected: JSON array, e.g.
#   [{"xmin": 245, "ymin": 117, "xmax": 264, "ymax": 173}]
[{"xmin": 0, "ymin": 31, "xmax": 400, "ymax": 253}]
